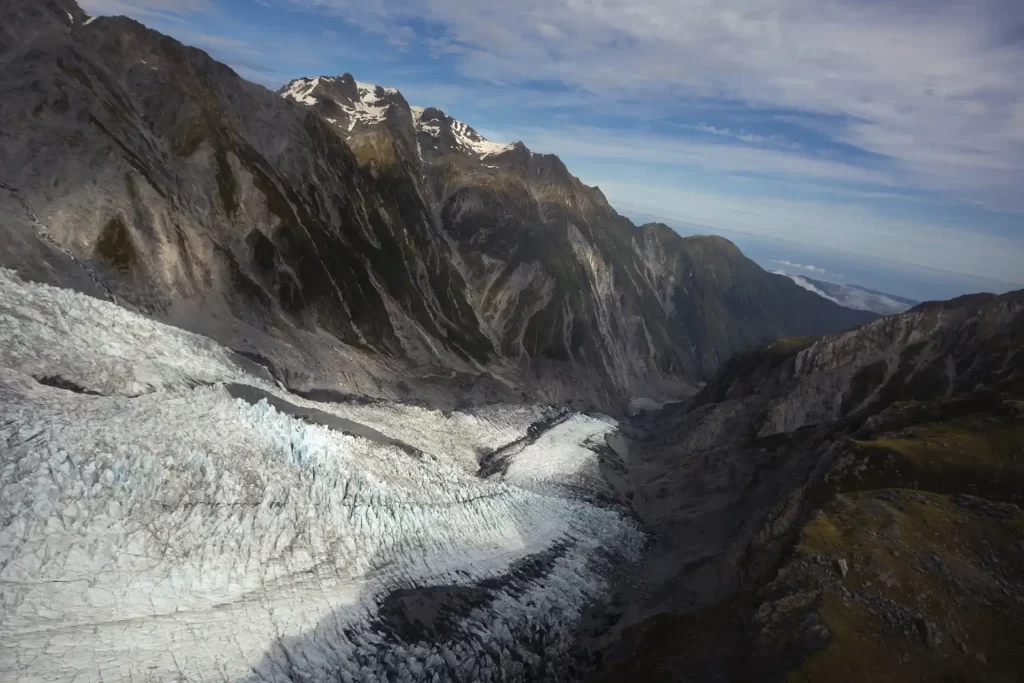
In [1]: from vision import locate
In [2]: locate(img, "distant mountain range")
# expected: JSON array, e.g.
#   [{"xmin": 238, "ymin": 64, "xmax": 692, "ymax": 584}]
[
  {"xmin": 0, "ymin": 0, "xmax": 874, "ymax": 414},
  {"xmin": 776, "ymin": 272, "xmax": 919, "ymax": 315}
]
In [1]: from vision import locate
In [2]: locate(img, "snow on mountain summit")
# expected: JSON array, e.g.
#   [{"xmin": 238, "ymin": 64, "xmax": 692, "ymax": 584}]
[
  {"xmin": 281, "ymin": 73, "xmax": 516, "ymax": 158},
  {"xmin": 280, "ymin": 74, "xmax": 402, "ymax": 131},
  {"xmin": 413, "ymin": 106, "xmax": 516, "ymax": 158}
]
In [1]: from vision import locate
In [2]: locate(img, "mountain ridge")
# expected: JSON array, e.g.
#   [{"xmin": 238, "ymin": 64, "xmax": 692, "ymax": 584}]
[
  {"xmin": 0, "ymin": 0, "xmax": 874, "ymax": 414},
  {"xmin": 277, "ymin": 71, "xmax": 876, "ymax": 393},
  {"xmin": 590, "ymin": 285, "xmax": 1024, "ymax": 681}
]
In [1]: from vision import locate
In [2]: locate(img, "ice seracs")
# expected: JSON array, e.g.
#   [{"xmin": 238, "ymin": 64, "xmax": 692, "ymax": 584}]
[{"xmin": 0, "ymin": 268, "xmax": 643, "ymax": 683}]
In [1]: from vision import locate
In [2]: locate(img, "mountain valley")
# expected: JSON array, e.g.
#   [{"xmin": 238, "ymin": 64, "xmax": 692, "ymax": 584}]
[{"xmin": 1, "ymin": 2, "xmax": 1021, "ymax": 682}]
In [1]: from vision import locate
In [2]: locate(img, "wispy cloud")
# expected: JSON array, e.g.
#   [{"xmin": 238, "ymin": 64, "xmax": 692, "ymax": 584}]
[
  {"xmin": 281, "ymin": 0, "xmax": 1024, "ymax": 212},
  {"xmin": 502, "ymin": 125, "xmax": 895, "ymax": 188},
  {"xmin": 597, "ymin": 179, "xmax": 1024, "ymax": 285},
  {"xmin": 773, "ymin": 260, "xmax": 826, "ymax": 275},
  {"xmin": 688, "ymin": 123, "xmax": 773, "ymax": 145},
  {"xmin": 80, "ymin": 0, "xmax": 210, "ymax": 19}
]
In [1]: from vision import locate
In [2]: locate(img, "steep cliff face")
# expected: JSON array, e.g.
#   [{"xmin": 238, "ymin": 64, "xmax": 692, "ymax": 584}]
[
  {"xmin": 0, "ymin": 0, "xmax": 495, "ymax": 398},
  {"xmin": 411, "ymin": 108, "xmax": 877, "ymax": 400},
  {"xmin": 591, "ymin": 288, "xmax": 1024, "ymax": 682},
  {"xmin": 635, "ymin": 224, "xmax": 880, "ymax": 378},
  {"xmin": 283, "ymin": 73, "xmax": 875, "ymax": 407}
]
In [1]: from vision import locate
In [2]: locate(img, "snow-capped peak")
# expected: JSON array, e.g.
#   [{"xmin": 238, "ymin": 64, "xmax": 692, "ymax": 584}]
[
  {"xmin": 355, "ymin": 79, "xmax": 398, "ymax": 97},
  {"xmin": 281, "ymin": 74, "xmax": 400, "ymax": 131},
  {"xmin": 280, "ymin": 75, "xmax": 325, "ymax": 106},
  {"xmin": 281, "ymin": 74, "xmax": 517, "ymax": 157},
  {"xmin": 413, "ymin": 106, "xmax": 516, "ymax": 159}
]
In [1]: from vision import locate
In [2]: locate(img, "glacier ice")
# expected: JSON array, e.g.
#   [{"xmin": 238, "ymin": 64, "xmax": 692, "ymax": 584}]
[{"xmin": 0, "ymin": 270, "xmax": 644, "ymax": 682}]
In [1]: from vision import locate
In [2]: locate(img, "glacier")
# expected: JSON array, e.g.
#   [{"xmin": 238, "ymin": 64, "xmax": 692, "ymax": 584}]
[{"xmin": 0, "ymin": 270, "xmax": 644, "ymax": 682}]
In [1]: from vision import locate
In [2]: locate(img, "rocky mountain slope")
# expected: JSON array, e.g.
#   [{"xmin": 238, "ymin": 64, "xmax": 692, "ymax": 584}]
[
  {"xmin": 281, "ymin": 73, "xmax": 877, "ymax": 406},
  {"xmin": 0, "ymin": 0, "xmax": 875, "ymax": 419},
  {"xmin": 590, "ymin": 289, "xmax": 1024, "ymax": 681},
  {"xmin": 2, "ymin": 0, "xmax": 513, "ymax": 402},
  {"xmin": 3, "ymin": 3, "xmax": 1019, "ymax": 683}
]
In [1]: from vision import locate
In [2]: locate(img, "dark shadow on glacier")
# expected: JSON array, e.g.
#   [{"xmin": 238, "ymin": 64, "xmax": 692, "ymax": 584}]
[
  {"xmin": 231, "ymin": 531, "xmax": 622, "ymax": 683},
  {"xmin": 226, "ymin": 383, "xmax": 424, "ymax": 457},
  {"xmin": 229, "ymin": 411, "xmax": 642, "ymax": 683}
]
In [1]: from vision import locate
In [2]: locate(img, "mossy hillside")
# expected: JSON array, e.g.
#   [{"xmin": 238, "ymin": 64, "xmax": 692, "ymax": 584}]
[
  {"xmin": 94, "ymin": 215, "xmax": 138, "ymax": 274},
  {"xmin": 864, "ymin": 416, "xmax": 1024, "ymax": 469},
  {"xmin": 841, "ymin": 412, "xmax": 1024, "ymax": 505},
  {"xmin": 789, "ymin": 490, "xmax": 1024, "ymax": 683},
  {"xmin": 346, "ymin": 129, "xmax": 400, "ymax": 170}
]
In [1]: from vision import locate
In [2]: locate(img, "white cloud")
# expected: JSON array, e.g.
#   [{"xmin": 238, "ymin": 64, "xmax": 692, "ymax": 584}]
[
  {"xmin": 80, "ymin": 0, "xmax": 210, "ymax": 18},
  {"xmin": 773, "ymin": 260, "xmax": 826, "ymax": 275},
  {"xmin": 596, "ymin": 178, "xmax": 1024, "ymax": 286},
  {"xmin": 509, "ymin": 125, "xmax": 896, "ymax": 187},
  {"xmin": 689, "ymin": 123, "xmax": 773, "ymax": 145},
  {"xmin": 286, "ymin": 0, "xmax": 1024, "ymax": 212}
]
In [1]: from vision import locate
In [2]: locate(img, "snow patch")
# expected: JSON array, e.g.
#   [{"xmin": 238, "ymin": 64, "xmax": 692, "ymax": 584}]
[
  {"xmin": 412, "ymin": 106, "xmax": 515, "ymax": 158},
  {"xmin": 282, "ymin": 76, "xmax": 517, "ymax": 159},
  {"xmin": 450, "ymin": 117, "xmax": 515, "ymax": 157},
  {"xmin": 281, "ymin": 76, "xmax": 397, "ymax": 130},
  {"xmin": 501, "ymin": 414, "xmax": 618, "ymax": 493},
  {"xmin": 280, "ymin": 76, "xmax": 322, "ymax": 106}
]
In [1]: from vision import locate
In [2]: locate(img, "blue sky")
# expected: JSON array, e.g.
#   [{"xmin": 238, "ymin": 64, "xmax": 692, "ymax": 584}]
[{"xmin": 83, "ymin": 0, "xmax": 1024, "ymax": 296}]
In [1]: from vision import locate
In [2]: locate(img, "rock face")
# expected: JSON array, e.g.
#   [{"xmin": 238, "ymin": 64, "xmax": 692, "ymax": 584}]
[
  {"xmin": 0, "ymin": 0, "xmax": 503, "ymax": 402},
  {"xmin": 280, "ymin": 74, "xmax": 877, "ymax": 406},
  {"xmin": 591, "ymin": 288, "xmax": 1024, "ymax": 682},
  {"xmin": 0, "ymin": 0, "xmax": 876, "ymax": 417}
]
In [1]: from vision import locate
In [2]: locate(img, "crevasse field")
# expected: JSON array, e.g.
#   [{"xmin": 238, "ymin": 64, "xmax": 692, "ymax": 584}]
[{"xmin": 0, "ymin": 269, "xmax": 643, "ymax": 683}]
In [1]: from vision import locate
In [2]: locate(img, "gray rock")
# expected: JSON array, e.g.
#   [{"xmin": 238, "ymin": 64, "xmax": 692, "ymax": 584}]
[{"xmin": 837, "ymin": 558, "xmax": 849, "ymax": 578}]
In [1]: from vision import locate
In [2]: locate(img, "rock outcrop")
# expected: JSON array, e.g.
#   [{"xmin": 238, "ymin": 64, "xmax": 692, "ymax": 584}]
[{"xmin": 591, "ymin": 288, "xmax": 1024, "ymax": 681}]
